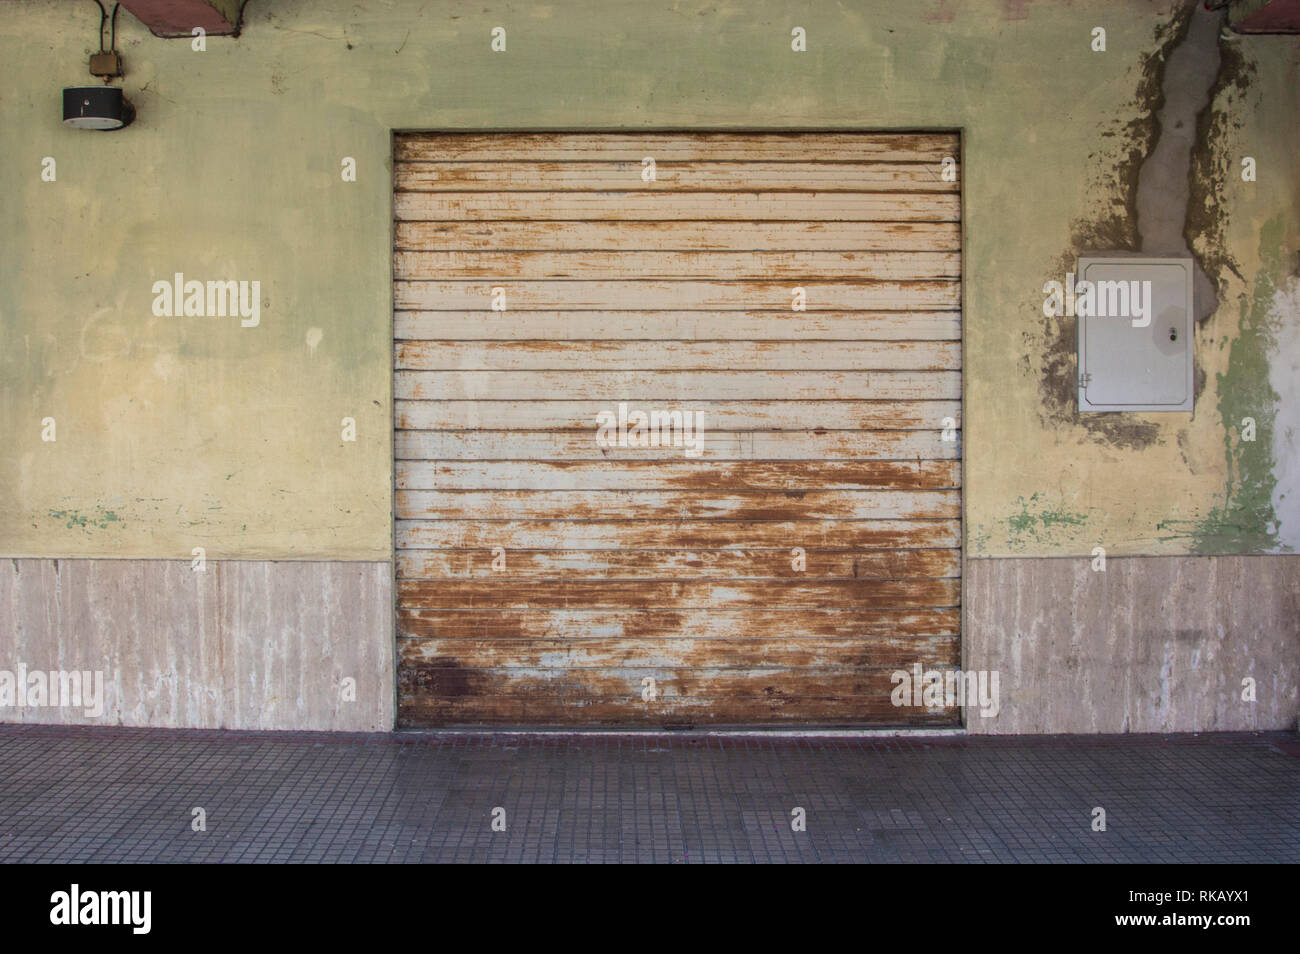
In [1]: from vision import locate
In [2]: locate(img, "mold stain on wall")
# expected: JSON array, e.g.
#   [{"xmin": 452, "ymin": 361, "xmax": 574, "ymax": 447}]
[
  {"xmin": 47, "ymin": 507, "xmax": 124, "ymax": 532},
  {"xmin": 1160, "ymin": 217, "xmax": 1289, "ymax": 552},
  {"xmin": 1003, "ymin": 492, "xmax": 1091, "ymax": 553},
  {"xmin": 1268, "ymin": 273, "xmax": 1300, "ymax": 550}
]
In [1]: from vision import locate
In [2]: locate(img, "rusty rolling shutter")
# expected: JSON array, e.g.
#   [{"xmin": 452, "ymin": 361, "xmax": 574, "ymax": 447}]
[{"xmin": 393, "ymin": 132, "xmax": 962, "ymax": 726}]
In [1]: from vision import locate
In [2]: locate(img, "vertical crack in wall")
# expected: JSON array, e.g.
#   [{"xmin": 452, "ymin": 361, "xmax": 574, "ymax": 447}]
[{"xmin": 1134, "ymin": 2, "xmax": 1225, "ymax": 324}]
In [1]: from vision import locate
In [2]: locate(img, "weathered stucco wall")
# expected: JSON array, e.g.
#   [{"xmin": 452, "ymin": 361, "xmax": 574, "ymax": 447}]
[{"xmin": 1, "ymin": 0, "xmax": 1296, "ymax": 560}]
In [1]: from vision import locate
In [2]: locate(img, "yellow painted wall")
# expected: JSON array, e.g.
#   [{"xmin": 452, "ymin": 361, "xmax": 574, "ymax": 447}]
[{"xmin": 1, "ymin": 0, "xmax": 1296, "ymax": 560}]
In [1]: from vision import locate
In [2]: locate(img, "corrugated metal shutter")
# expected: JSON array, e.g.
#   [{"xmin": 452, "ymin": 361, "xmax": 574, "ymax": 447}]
[{"xmin": 393, "ymin": 132, "xmax": 962, "ymax": 726}]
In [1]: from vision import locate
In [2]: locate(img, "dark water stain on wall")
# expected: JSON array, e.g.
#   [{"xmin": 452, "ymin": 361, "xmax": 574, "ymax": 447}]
[
  {"xmin": 1035, "ymin": 3, "xmax": 1239, "ymax": 452},
  {"xmin": 1186, "ymin": 39, "xmax": 1255, "ymax": 297},
  {"xmin": 1034, "ymin": 5, "xmax": 1196, "ymax": 452}
]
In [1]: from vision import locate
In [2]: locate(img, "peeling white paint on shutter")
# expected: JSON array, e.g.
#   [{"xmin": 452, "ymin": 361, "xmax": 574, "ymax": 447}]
[{"xmin": 394, "ymin": 132, "xmax": 962, "ymax": 726}]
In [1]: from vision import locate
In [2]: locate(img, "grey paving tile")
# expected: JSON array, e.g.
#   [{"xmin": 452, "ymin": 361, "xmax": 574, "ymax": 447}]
[{"xmin": 0, "ymin": 726, "xmax": 1296, "ymax": 863}]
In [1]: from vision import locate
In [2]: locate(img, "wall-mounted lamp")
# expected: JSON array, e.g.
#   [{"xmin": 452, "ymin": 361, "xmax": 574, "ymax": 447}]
[
  {"xmin": 63, "ymin": 85, "xmax": 134, "ymax": 130},
  {"xmin": 63, "ymin": 2, "xmax": 134, "ymax": 130}
]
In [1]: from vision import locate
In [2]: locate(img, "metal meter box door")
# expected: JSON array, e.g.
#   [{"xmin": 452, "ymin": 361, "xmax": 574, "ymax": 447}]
[{"xmin": 1077, "ymin": 257, "xmax": 1194, "ymax": 412}]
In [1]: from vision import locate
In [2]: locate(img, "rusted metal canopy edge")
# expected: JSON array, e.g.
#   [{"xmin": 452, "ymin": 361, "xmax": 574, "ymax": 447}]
[
  {"xmin": 117, "ymin": 0, "xmax": 242, "ymax": 38},
  {"xmin": 1231, "ymin": 0, "xmax": 1300, "ymax": 34}
]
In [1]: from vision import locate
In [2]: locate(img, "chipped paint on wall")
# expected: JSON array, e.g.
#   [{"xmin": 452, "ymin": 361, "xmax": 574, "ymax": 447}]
[
  {"xmin": 1003, "ymin": 493, "xmax": 1091, "ymax": 553},
  {"xmin": 48, "ymin": 506, "xmax": 124, "ymax": 532}
]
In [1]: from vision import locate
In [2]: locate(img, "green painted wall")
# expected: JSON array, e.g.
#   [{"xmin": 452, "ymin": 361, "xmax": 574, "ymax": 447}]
[{"xmin": 1, "ymin": 0, "xmax": 1297, "ymax": 560}]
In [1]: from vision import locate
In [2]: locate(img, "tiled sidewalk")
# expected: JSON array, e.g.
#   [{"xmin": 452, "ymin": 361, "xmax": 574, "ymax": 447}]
[{"xmin": 0, "ymin": 725, "xmax": 1296, "ymax": 863}]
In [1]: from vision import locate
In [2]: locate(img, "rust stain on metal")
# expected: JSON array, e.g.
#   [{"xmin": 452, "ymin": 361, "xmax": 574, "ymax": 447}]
[{"xmin": 393, "ymin": 132, "xmax": 962, "ymax": 726}]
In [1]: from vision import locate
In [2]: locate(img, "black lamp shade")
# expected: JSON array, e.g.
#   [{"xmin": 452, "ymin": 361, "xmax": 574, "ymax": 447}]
[{"xmin": 63, "ymin": 86, "xmax": 134, "ymax": 130}]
